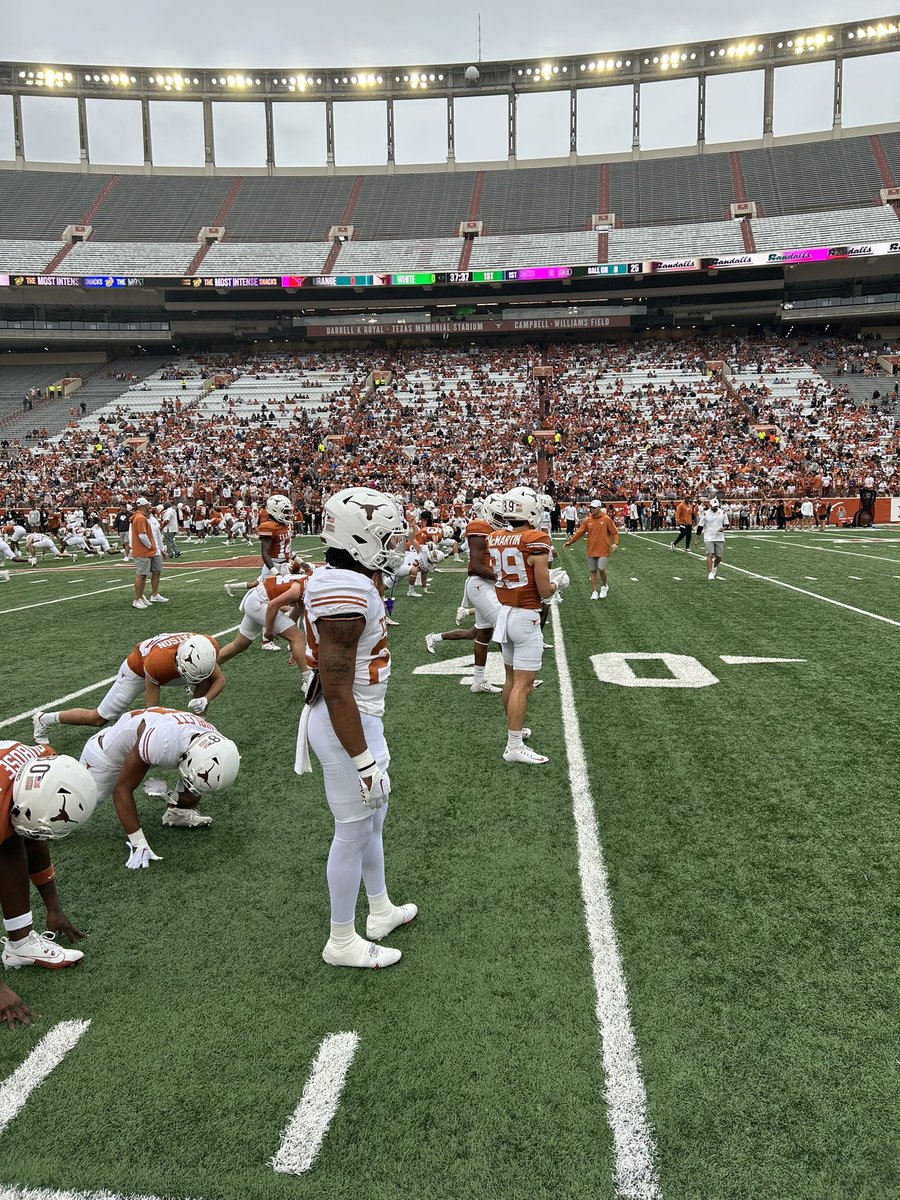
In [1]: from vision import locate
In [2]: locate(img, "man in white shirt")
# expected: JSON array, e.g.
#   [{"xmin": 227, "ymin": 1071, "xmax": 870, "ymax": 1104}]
[
  {"xmin": 697, "ymin": 497, "xmax": 729, "ymax": 581},
  {"xmin": 562, "ymin": 503, "xmax": 578, "ymax": 537},
  {"xmin": 161, "ymin": 503, "xmax": 180, "ymax": 559}
]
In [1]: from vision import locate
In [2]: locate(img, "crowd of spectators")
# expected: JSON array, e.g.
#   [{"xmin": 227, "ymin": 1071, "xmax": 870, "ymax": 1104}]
[{"xmin": 0, "ymin": 333, "xmax": 896, "ymax": 521}]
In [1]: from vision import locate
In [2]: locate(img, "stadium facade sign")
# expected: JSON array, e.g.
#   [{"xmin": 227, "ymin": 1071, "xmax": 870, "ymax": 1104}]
[{"xmin": 305, "ymin": 315, "xmax": 631, "ymax": 337}]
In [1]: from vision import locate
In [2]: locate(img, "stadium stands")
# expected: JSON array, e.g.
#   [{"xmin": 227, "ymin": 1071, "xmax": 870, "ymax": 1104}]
[
  {"xmin": 1, "ymin": 132, "xmax": 896, "ymax": 255},
  {"xmin": 750, "ymin": 205, "xmax": 900, "ymax": 251},
  {"xmin": 608, "ymin": 220, "xmax": 744, "ymax": 259},
  {"xmin": 223, "ymin": 176, "xmax": 355, "ymax": 241},
  {"xmin": 90, "ymin": 176, "xmax": 234, "ymax": 241},
  {"xmin": 63, "ymin": 240, "xmax": 197, "ymax": 275},
  {"xmin": 334, "ymin": 238, "xmax": 463, "ymax": 272},
  {"xmin": 201, "ymin": 241, "xmax": 329, "ymax": 274},
  {"xmin": 0, "ymin": 240, "xmax": 64, "ymax": 272},
  {"xmin": 468, "ymin": 231, "xmax": 599, "ymax": 267}
]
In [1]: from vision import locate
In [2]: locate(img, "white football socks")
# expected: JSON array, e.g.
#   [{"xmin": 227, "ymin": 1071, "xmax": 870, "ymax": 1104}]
[
  {"xmin": 507, "ymin": 729, "xmax": 524, "ymax": 750},
  {"xmin": 472, "ymin": 665, "xmax": 485, "ymax": 683},
  {"xmin": 43, "ymin": 712, "xmax": 61, "ymax": 725},
  {"xmin": 366, "ymin": 889, "xmax": 393, "ymax": 918}
]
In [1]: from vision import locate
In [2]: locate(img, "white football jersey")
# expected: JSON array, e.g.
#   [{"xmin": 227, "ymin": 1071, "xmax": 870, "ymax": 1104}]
[
  {"xmin": 99, "ymin": 708, "xmax": 216, "ymax": 769},
  {"xmin": 303, "ymin": 566, "xmax": 389, "ymax": 715}
]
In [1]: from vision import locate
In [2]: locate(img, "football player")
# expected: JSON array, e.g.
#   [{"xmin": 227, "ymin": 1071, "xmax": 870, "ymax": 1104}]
[
  {"xmin": 79, "ymin": 707, "xmax": 240, "ymax": 860},
  {"xmin": 219, "ymin": 556, "xmax": 310, "ymax": 661},
  {"xmin": 24, "ymin": 530, "xmax": 75, "ymax": 563},
  {"xmin": 296, "ymin": 487, "xmax": 416, "ymax": 969},
  {"xmin": 258, "ymin": 494, "xmax": 293, "ymax": 576},
  {"xmin": 0, "ymin": 743, "xmax": 97, "ymax": 1029},
  {"xmin": 487, "ymin": 487, "xmax": 568, "ymax": 764},
  {"xmin": 0, "ymin": 530, "xmax": 30, "ymax": 565},
  {"xmin": 424, "ymin": 492, "xmax": 506, "ymax": 694},
  {"xmin": 33, "ymin": 633, "xmax": 223, "ymax": 743}
]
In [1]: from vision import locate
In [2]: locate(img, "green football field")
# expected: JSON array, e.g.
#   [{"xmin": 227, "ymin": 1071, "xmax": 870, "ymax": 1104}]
[{"xmin": 0, "ymin": 526, "xmax": 898, "ymax": 1200}]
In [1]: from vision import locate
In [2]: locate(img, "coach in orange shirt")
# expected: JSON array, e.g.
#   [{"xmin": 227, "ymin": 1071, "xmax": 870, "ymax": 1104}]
[
  {"xmin": 671, "ymin": 498, "xmax": 695, "ymax": 553},
  {"xmin": 564, "ymin": 500, "xmax": 618, "ymax": 599},
  {"xmin": 130, "ymin": 497, "xmax": 166, "ymax": 611}
]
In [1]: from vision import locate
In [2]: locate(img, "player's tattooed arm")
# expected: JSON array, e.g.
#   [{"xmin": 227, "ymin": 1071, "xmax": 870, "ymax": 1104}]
[{"xmin": 317, "ymin": 616, "xmax": 368, "ymax": 758}]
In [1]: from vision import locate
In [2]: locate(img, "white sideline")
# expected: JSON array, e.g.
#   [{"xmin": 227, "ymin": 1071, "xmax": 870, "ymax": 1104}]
[
  {"xmin": 550, "ymin": 603, "xmax": 661, "ymax": 1199},
  {"xmin": 271, "ymin": 1032, "xmax": 360, "ymax": 1175},
  {"xmin": 0, "ymin": 1021, "xmax": 90, "ymax": 1137},
  {"xmin": 0, "ymin": 624, "xmax": 239, "ymax": 733},
  {"xmin": 0, "ymin": 567, "xmax": 217, "ymax": 618},
  {"xmin": 0, "ymin": 1187, "xmax": 161, "ymax": 1200},
  {"xmin": 630, "ymin": 534, "xmax": 900, "ymax": 629}
]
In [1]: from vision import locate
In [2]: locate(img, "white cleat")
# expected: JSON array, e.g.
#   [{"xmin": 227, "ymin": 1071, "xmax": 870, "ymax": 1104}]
[
  {"xmin": 455, "ymin": 606, "xmax": 468, "ymax": 626},
  {"xmin": 0, "ymin": 570, "xmax": 9, "ymax": 583},
  {"xmin": 406, "ymin": 590, "xmax": 422, "ymax": 599},
  {"xmin": 28, "ymin": 557, "xmax": 37, "ymax": 567},
  {"xmin": 366, "ymin": 902, "xmax": 418, "ymax": 941},
  {"xmin": 322, "ymin": 934, "xmax": 402, "ymax": 969},
  {"xmin": 1, "ymin": 930, "xmax": 83, "ymax": 970},
  {"xmin": 590, "ymin": 590, "xmax": 599, "ymax": 600},
  {"xmin": 425, "ymin": 633, "xmax": 440, "ymax": 655},
  {"xmin": 32, "ymin": 711, "xmax": 50, "ymax": 745},
  {"xmin": 260, "ymin": 639, "xmax": 281, "ymax": 651},
  {"xmin": 470, "ymin": 679, "xmax": 502, "ymax": 694},
  {"xmin": 132, "ymin": 598, "xmax": 151, "ymax": 609},
  {"xmin": 148, "ymin": 594, "xmax": 169, "ymax": 603},
  {"xmin": 386, "ymin": 617, "xmax": 400, "ymax": 627},
  {"xmin": 708, "ymin": 571, "xmax": 715, "ymax": 581},
  {"xmin": 503, "ymin": 745, "xmax": 549, "ymax": 765},
  {"xmin": 599, "ymin": 585, "xmax": 609, "ymax": 599},
  {"xmin": 224, "ymin": 581, "xmax": 244, "ymax": 598},
  {"xmin": 162, "ymin": 806, "xmax": 212, "ymax": 828}
]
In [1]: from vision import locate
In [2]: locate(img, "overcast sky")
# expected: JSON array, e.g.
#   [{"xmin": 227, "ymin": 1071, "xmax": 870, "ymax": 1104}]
[{"xmin": 0, "ymin": 0, "xmax": 897, "ymax": 167}]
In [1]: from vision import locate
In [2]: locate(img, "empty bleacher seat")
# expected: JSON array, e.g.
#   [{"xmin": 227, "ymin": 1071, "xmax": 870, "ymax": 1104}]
[
  {"xmin": 750, "ymin": 206, "xmax": 900, "ymax": 250},
  {"xmin": 350, "ymin": 173, "xmax": 479, "ymax": 239},
  {"xmin": 199, "ymin": 241, "xmax": 329, "ymax": 274},
  {"xmin": 224, "ymin": 177, "xmax": 355, "ymax": 241},
  {"xmin": 740, "ymin": 139, "xmax": 883, "ymax": 217},
  {"xmin": 61, "ymin": 241, "xmax": 197, "ymax": 275},
  {"xmin": 0, "ymin": 172, "xmax": 111, "ymax": 239},
  {"xmin": 333, "ymin": 238, "xmax": 463, "ymax": 272},
  {"xmin": 468, "ymin": 231, "xmax": 598, "ymax": 267},
  {"xmin": 608, "ymin": 220, "xmax": 744, "ymax": 259},
  {"xmin": 0, "ymin": 240, "xmax": 64, "ymax": 272}
]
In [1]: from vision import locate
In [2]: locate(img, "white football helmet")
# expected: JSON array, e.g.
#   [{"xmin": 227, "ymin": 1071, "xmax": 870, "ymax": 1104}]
[
  {"xmin": 501, "ymin": 486, "xmax": 544, "ymax": 529},
  {"xmin": 266, "ymin": 494, "xmax": 293, "ymax": 525},
  {"xmin": 179, "ymin": 732, "xmax": 241, "ymax": 794},
  {"xmin": 481, "ymin": 492, "xmax": 508, "ymax": 529},
  {"xmin": 537, "ymin": 493, "xmax": 554, "ymax": 513},
  {"xmin": 322, "ymin": 487, "xmax": 408, "ymax": 573},
  {"xmin": 176, "ymin": 635, "xmax": 218, "ymax": 684},
  {"xmin": 11, "ymin": 754, "xmax": 98, "ymax": 841}
]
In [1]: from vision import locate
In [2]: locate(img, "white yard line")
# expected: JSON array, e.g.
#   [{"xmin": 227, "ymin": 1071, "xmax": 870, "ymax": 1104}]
[
  {"xmin": 271, "ymin": 1032, "xmax": 360, "ymax": 1175},
  {"xmin": 550, "ymin": 602, "xmax": 660, "ymax": 1200},
  {"xmin": 751, "ymin": 539, "xmax": 900, "ymax": 566},
  {"xmin": 630, "ymin": 534, "xmax": 900, "ymax": 630},
  {"xmin": 0, "ymin": 567, "xmax": 217, "ymax": 617},
  {"xmin": 0, "ymin": 1187, "xmax": 161, "ymax": 1200},
  {"xmin": 0, "ymin": 1021, "xmax": 90, "ymax": 1136},
  {"xmin": 0, "ymin": 624, "xmax": 239, "ymax": 732}
]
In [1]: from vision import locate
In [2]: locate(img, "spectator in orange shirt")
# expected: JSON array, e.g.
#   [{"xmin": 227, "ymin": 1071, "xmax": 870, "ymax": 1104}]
[
  {"xmin": 130, "ymin": 497, "xmax": 166, "ymax": 611},
  {"xmin": 563, "ymin": 500, "xmax": 618, "ymax": 599}
]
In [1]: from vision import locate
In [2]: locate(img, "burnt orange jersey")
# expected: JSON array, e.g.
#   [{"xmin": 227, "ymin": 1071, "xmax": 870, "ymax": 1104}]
[
  {"xmin": 413, "ymin": 527, "xmax": 429, "ymax": 548},
  {"xmin": 427, "ymin": 524, "xmax": 444, "ymax": 544},
  {"xmin": 0, "ymin": 741, "xmax": 56, "ymax": 844},
  {"xmin": 257, "ymin": 518, "xmax": 292, "ymax": 562},
  {"xmin": 263, "ymin": 574, "xmax": 307, "ymax": 602},
  {"xmin": 125, "ymin": 632, "xmax": 219, "ymax": 686},
  {"xmin": 465, "ymin": 518, "xmax": 493, "ymax": 573},
  {"xmin": 486, "ymin": 527, "xmax": 552, "ymax": 609}
]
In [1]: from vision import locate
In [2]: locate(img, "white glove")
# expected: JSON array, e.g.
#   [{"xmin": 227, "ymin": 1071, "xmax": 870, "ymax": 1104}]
[
  {"xmin": 550, "ymin": 568, "xmax": 570, "ymax": 590},
  {"xmin": 188, "ymin": 696, "xmax": 208, "ymax": 715},
  {"xmin": 351, "ymin": 751, "xmax": 387, "ymax": 809},
  {"xmin": 125, "ymin": 831, "xmax": 163, "ymax": 869}
]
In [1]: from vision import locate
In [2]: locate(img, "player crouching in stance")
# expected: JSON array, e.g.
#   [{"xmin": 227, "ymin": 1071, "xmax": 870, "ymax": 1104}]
[
  {"xmin": 79, "ymin": 708, "xmax": 240, "ymax": 864},
  {"xmin": 33, "ymin": 633, "xmax": 224, "ymax": 744},
  {"xmin": 219, "ymin": 557, "xmax": 310, "ymax": 662},
  {"xmin": 0, "ymin": 745, "xmax": 97, "ymax": 1029},
  {"xmin": 296, "ymin": 487, "xmax": 416, "ymax": 969},
  {"xmin": 487, "ymin": 488, "xmax": 568, "ymax": 765}
]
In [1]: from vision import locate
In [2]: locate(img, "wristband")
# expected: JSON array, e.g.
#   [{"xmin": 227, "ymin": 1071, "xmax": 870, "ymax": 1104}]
[
  {"xmin": 351, "ymin": 749, "xmax": 377, "ymax": 774},
  {"xmin": 127, "ymin": 828, "xmax": 149, "ymax": 850}
]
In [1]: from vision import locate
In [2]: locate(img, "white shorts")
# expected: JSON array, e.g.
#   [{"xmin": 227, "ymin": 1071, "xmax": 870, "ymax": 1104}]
[
  {"xmin": 97, "ymin": 662, "xmax": 145, "ymax": 720},
  {"xmin": 31, "ymin": 536, "xmax": 60, "ymax": 555},
  {"xmin": 238, "ymin": 589, "xmax": 296, "ymax": 641},
  {"xmin": 0, "ymin": 540, "xmax": 14, "ymax": 560},
  {"xmin": 464, "ymin": 576, "xmax": 502, "ymax": 631},
  {"xmin": 90, "ymin": 535, "xmax": 111, "ymax": 552},
  {"xmin": 306, "ymin": 702, "xmax": 391, "ymax": 824},
  {"xmin": 79, "ymin": 735, "xmax": 121, "ymax": 803},
  {"xmin": 494, "ymin": 607, "xmax": 544, "ymax": 672}
]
